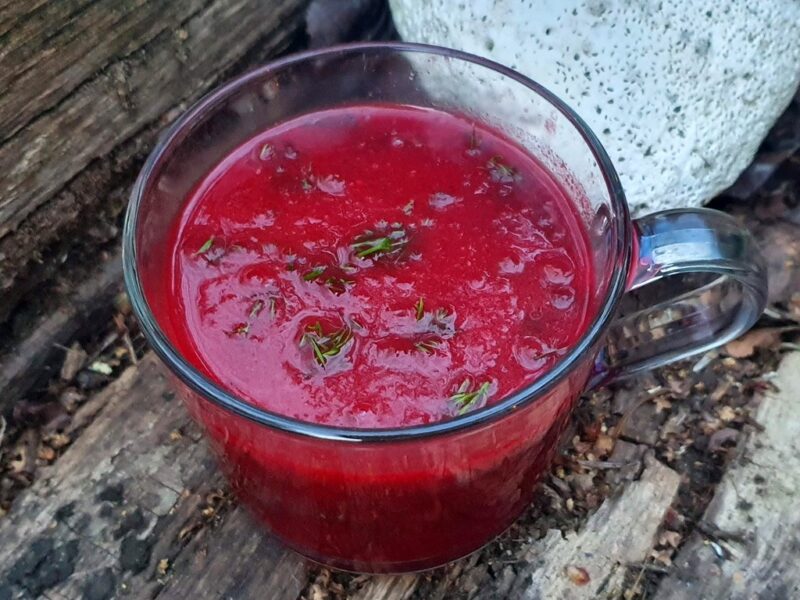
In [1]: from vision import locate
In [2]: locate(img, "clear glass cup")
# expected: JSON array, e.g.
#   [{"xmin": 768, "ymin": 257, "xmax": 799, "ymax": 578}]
[{"xmin": 123, "ymin": 43, "xmax": 767, "ymax": 573}]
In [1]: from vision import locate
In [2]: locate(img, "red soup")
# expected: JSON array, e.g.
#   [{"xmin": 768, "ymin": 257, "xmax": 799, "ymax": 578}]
[{"xmin": 157, "ymin": 104, "xmax": 595, "ymax": 570}]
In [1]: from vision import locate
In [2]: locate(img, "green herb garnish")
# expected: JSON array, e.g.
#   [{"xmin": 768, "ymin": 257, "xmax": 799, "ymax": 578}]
[
  {"xmin": 300, "ymin": 321, "xmax": 353, "ymax": 367},
  {"xmin": 431, "ymin": 307, "xmax": 456, "ymax": 336},
  {"xmin": 230, "ymin": 323, "xmax": 250, "ymax": 337},
  {"xmin": 414, "ymin": 298, "xmax": 425, "ymax": 321},
  {"xmin": 303, "ymin": 266, "xmax": 326, "ymax": 281},
  {"xmin": 351, "ymin": 225, "xmax": 408, "ymax": 259},
  {"xmin": 487, "ymin": 156, "xmax": 519, "ymax": 184},
  {"xmin": 301, "ymin": 177, "xmax": 314, "ymax": 192},
  {"xmin": 249, "ymin": 300, "xmax": 264, "ymax": 320},
  {"xmin": 324, "ymin": 276, "xmax": 354, "ymax": 295},
  {"xmin": 229, "ymin": 298, "xmax": 270, "ymax": 337},
  {"xmin": 451, "ymin": 379, "xmax": 492, "ymax": 414},
  {"xmin": 194, "ymin": 236, "xmax": 215, "ymax": 256},
  {"xmin": 415, "ymin": 340, "xmax": 439, "ymax": 355}
]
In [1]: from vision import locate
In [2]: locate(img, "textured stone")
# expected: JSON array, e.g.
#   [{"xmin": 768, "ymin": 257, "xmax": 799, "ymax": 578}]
[{"xmin": 390, "ymin": 0, "xmax": 800, "ymax": 214}]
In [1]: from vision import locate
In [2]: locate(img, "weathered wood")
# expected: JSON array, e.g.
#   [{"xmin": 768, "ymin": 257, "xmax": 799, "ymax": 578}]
[
  {"xmin": 156, "ymin": 509, "xmax": 307, "ymax": 599},
  {"xmin": 512, "ymin": 455, "xmax": 680, "ymax": 599},
  {"xmin": 0, "ymin": 0, "xmax": 307, "ymax": 240},
  {"xmin": 0, "ymin": 0, "xmax": 309, "ymax": 332},
  {"xmin": 349, "ymin": 575, "xmax": 419, "ymax": 600},
  {"xmin": 0, "ymin": 353, "xmax": 302, "ymax": 599},
  {"xmin": 361, "ymin": 456, "xmax": 680, "ymax": 600},
  {"xmin": 0, "ymin": 355, "xmax": 204, "ymax": 597},
  {"xmin": 654, "ymin": 351, "xmax": 800, "ymax": 600},
  {"xmin": 0, "ymin": 252, "xmax": 122, "ymax": 414},
  {"xmin": 1, "ymin": 0, "xmax": 203, "ymax": 141},
  {"xmin": 0, "ymin": 349, "xmax": 684, "ymax": 599}
]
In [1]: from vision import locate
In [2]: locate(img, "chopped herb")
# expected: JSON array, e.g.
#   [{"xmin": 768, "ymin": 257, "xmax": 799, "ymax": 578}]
[
  {"xmin": 300, "ymin": 321, "xmax": 353, "ymax": 367},
  {"xmin": 230, "ymin": 297, "xmax": 272, "ymax": 337},
  {"xmin": 432, "ymin": 307, "xmax": 455, "ymax": 330},
  {"xmin": 487, "ymin": 156, "xmax": 519, "ymax": 184},
  {"xmin": 352, "ymin": 236, "xmax": 394, "ymax": 257},
  {"xmin": 421, "ymin": 218, "xmax": 435, "ymax": 228},
  {"xmin": 194, "ymin": 236, "xmax": 215, "ymax": 256},
  {"xmin": 303, "ymin": 266, "xmax": 326, "ymax": 281},
  {"xmin": 269, "ymin": 297, "xmax": 277, "ymax": 319},
  {"xmin": 451, "ymin": 379, "xmax": 492, "ymax": 414},
  {"xmin": 230, "ymin": 323, "xmax": 250, "ymax": 337},
  {"xmin": 300, "ymin": 164, "xmax": 316, "ymax": 192},
  {"xmin": 414, "ymin": 298, "xmax": 425, "ymax": 321},
  {"xmin": 351, "ymin": 225, "xmax": 408, "ymax": 259},
  {"xmin": 259, "ymin": 143, "xmax": 274, "ymax": 160},
  {"xmin": 249, "ymin": 300, "xmax": 264, "ymax": 320},
  {"xmin": 402, "ymin": 200, "xmax": 415, "ymax": 215},
  {"xmin": 415, "ymin": 340, "xmax": 439, "ymax": 354},
  {"xmin": 301, "ymin": 330, "xmax": 326, "ymax": 365},
  {"xmin": 324, "ymin": 276, "xmax": 354, "ymax": 295}
]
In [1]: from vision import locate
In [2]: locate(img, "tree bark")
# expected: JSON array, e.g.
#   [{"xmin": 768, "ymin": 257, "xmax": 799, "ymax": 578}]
[{"xmin": 0, "ymin": 0, "xmax": 309, "ymax": 321}]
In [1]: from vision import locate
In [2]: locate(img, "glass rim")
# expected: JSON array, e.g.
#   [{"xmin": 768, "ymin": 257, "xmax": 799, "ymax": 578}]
[{"xmin": 122, "ymin": 41, "xmax": 631, "ymax": 443}]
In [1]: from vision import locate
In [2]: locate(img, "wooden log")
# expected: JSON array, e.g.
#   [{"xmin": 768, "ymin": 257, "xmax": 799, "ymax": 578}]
[
  {"xmin": 0, "ymin": 0, "xmax": 309, "ymax": 320},
  {"xmin": 155, "ymin": 509, "xmax": 307, "ymax": 599},
  {"xmin": 654, "ymin": 351, "xmax": 800, "ymax": 600},
  {"xmin": 0, "ymin": 252, "xmax": 122, "ymax": 414},
  {"xmin": 0, "ymin": 353, "xmax": 306, "ymax": 599},
  {"xmin": 0, "ymin": 0, "xmax": 307, "ymax": 239},
  {"xmin": 358, "ymin": 456, "xmax": 680, "ymax": 600},
  {"xmin": 0, "ymin": 350, "xmax": 682, "ymax": 599},
  {"xmin": 509, "ymin": 454, "xmax": 680, "ymax": 599}
]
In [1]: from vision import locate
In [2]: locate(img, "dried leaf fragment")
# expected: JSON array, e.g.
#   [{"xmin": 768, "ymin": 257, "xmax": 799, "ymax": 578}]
[
  {"xmin": 659, "ymin": 530, "xmax": 682, "ymax": 548},
  {"xmin": 724, "ymin": 328, "xmax": 783, "ymax": 358},
  {"xmin": 60, "ymin": 342, "xmax": 87, "ymax": 381},
  {"xmin": 564, "ymin": 565, "xmax": 590, "ymax": 586},
  {"xmin": 157, "ymin": 558, "xmax": 169, "ymax": 575}
]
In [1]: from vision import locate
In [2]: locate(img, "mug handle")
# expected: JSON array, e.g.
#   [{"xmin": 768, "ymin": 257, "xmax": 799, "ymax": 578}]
[{"xmin": 592, "ymin": 208, "xmax": 768, "ymax": 385}]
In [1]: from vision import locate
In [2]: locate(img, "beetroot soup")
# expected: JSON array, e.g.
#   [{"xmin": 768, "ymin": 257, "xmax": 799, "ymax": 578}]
[
  {"xmin": 130, "ymin": 46, "xmax": 764, "ymax": 573},
  {"xmin": 161, "ymin": 104, "xmax": 593, "ymax": 428}
]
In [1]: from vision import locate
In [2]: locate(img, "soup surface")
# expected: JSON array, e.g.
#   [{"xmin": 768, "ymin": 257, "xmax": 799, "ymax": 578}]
[{"xmin": 162, "ymin": 104, "xmax": 593, "ymax": 427}]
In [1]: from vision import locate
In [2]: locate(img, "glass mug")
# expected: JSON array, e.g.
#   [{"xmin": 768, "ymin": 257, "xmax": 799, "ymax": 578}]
[{"xmin": 123, "ymin": 43, "xmax": 766, "ymax": 572}]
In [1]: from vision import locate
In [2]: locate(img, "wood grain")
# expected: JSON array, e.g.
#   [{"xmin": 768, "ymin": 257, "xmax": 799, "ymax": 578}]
[
  {"xmin": 654, "ymin": 351, "xmax": 800, "ymax": 600},
  {"xmin": 0, "ymin": 0, "xmax": 306, "ymax": 240},
  {"xmin": 0, "ymin": 354, "xmax": 678, "ymax": 600},
  {"xmin": 0, "ymin": 252, "xmax": 122, "ymax": 413},
  {"xmin": 357, "ymin": 456, "xmax": 681, "ymax": 600},
  {"xmin": 0, "ymin": 354, "xmax": 301, "ymax": 599}
]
